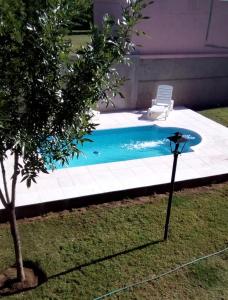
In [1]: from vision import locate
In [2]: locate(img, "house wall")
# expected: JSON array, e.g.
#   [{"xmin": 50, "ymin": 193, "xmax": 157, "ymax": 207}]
[
  {"xmin": 133, "ymin": 0, "xmax": 228, "ymax": 54},
  {"xmin": 136, "ymin": 55, "xmax": 228, "ymax": 109},
  {"xmin": 98, "ymin": 55, "xmax": 228, "ymax": 111},
  {"xmin": 94, "ymin": 0, "xmax": 228, "ymax": 111}
]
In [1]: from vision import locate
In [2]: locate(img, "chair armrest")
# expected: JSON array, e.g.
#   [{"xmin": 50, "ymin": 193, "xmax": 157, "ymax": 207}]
[
  {"xmin": 152, "ymin": 99, "xmax": 157, "ymax": 106},
  {"xmin": 170, "ymin": 100, "xmax": 174, "ymax": 110}
]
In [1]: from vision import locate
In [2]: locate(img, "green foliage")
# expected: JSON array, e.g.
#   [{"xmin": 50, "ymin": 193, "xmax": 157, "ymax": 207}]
[
  {"xmin": 67, "ymin": 0, "xmax": 93, "ymax": 30},
  {"xmin": 0, "ymin": 0, "xmax": 151, "ymax": 187}
]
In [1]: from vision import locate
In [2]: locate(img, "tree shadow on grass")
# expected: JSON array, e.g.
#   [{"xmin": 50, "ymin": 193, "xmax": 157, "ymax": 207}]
[{"xmin": 48, "ymin": 239, "xmax": 163, "ymax": 281}]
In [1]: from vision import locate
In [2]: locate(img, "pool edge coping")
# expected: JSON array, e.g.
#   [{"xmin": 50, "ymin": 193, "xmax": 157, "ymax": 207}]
[{"xmin": 0, "ymin": 172, "xmax": 228, "ymax": 223}]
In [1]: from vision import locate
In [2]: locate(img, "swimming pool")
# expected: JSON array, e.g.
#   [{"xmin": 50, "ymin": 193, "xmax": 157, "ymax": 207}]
[{"xmin": 54, "ymin": 125, "xmax": 201, "ymax": 169}]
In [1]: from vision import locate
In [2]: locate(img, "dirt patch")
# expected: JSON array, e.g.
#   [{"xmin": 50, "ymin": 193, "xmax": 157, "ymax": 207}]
[{"xmin": 0, "ymin": 261, "xmax": 47, "ymax": 296}]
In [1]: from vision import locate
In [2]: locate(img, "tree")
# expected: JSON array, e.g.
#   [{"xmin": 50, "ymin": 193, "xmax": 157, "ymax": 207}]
[
  {"xmin": 68, "ymin": 0, "xmax": 93, "ymax": 30},
  {"xmin": 0, "ymin": 0, "xmax": 151, "ymax": 283}
]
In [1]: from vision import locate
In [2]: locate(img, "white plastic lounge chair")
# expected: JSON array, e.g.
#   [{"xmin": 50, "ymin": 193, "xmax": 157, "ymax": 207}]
[{"xmin": 147, "ymin": 85, "xmax": 174, "ymax": 120}]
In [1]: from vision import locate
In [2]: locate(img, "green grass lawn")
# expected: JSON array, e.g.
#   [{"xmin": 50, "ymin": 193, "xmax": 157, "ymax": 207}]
[
  {"xmin": 198, "ymin": 106, "xmax": 228, "ymax": 127},
  {"xmin": 0, "ymin": 184, "xmax": 228, "ymax": 299},
  {"xmin": 0, "ymin": 107, "xmax": 228, "ymax": 299},
  {"xmin": 65, "ymin": 32, "xmax": 91, "ymax": 51}
]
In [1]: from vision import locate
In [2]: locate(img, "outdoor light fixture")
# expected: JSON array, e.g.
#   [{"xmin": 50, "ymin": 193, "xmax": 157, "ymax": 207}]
[{"xmin": 164, "ymin": 132, "xmax": 188, "ymax": 241}]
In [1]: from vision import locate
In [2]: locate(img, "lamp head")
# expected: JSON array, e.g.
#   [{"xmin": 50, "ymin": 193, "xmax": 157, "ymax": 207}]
[
  {"xmin": 167, "ymin": 132, "xmax": 188, "ymax": 154},
  {"xmin": 167, "ymin": 132, "xmax": 188, "ymax": 144}
]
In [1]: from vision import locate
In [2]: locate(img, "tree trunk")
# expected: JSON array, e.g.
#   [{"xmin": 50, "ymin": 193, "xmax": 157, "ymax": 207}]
[{"xmin": 8, "ymin": 205, "xmax": 25, "ymax": 282}]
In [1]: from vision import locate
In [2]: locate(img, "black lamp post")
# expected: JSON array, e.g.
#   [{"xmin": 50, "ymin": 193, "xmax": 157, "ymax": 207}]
[{"xmin": 164, "ymin": 132, "xmax": 188, "ymax": 241}]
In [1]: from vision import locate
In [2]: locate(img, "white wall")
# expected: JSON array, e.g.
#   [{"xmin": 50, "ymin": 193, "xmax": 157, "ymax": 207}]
[
  {"xmin": 94, "ymin": 0, "xmax": 228, "ymax": 55},
  {"xmin": 94, "ymin": 0, "xmax": 228, "ymax": 110}
]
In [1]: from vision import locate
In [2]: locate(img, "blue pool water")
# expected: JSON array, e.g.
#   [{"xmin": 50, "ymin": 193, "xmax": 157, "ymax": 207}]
[{"xmin": 56, "ymin": 125, "xmax": 201, "ymax": 168}]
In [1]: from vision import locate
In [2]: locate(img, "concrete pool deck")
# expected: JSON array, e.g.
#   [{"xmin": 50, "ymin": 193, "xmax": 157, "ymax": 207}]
[{"xmin": 1, "ymin": 107, "xmax": 228, "ymax": 218}]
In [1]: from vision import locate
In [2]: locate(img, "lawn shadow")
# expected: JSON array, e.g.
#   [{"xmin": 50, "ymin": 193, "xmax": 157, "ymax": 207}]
[{"xmin": 48, "ymin": 239, "xmax": 162, "ymax": 281}]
